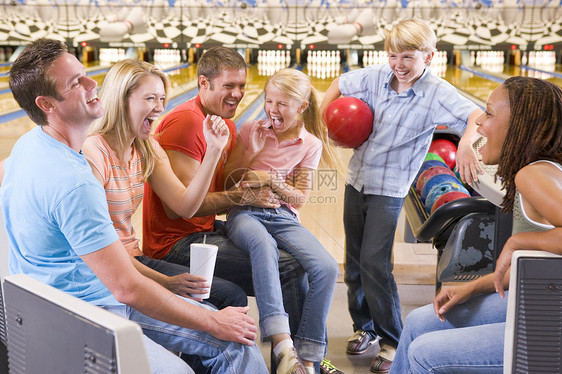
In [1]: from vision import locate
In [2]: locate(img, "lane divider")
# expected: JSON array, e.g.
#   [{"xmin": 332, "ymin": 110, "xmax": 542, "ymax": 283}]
[
  {"xmin": 519, "ymin": 65, "xmax": 562, "ymax": 79},
  {"xmin": 458, "ymin": 65, "xmax": 505, "ymax": 84}
]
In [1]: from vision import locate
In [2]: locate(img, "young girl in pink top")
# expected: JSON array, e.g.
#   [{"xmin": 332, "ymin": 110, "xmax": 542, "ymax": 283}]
[{"xmin": 224, "ymin": 68, "xmax": 341, "ymax": 374}]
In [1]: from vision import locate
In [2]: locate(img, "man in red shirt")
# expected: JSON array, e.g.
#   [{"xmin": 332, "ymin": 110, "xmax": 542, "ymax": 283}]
[{"xmin": 143, "ymin": 46, "xmax": 306, "ymax": 336}]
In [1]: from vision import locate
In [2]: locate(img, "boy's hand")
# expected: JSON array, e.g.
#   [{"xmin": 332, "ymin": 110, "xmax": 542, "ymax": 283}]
[{"xmin": 455, "ymin": 140, "xmax": 483, "ymax": 185}]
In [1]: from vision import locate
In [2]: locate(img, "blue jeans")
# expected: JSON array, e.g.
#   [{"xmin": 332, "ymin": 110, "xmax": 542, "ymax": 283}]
[
  {"xmin": 390, "ymin": 292, "xmax": 507, "ymax": 373},
  {"xmin": 344, "ymin": 185, "xmax": 404, "ymax": 347},
  {"xmin": 226, "ymin": 206, "xmax": 339, "ymax": 363},
  {"xmin": 103, "ymin": 305, "xmax": 193, "ymax": 374},
  {"xmin": 105, "ymin": 297, "xmax": 268, "ymax": 374},
  {"xmin": 164, "ymin": 220, "xmax": 308, "ymax": 338},
  {"xmin": 135, "ymin": 255, "xmax": 247, "ymax": 309}
]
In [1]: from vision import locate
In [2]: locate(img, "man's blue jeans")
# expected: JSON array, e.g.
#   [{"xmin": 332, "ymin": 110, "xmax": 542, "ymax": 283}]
[
  {"xmin": 343, "ymin": 184, "xmax": 404, "ymax": 347},
  {"xmin": 390, "ymin": 292, "xmax": 507, "ymax": 373},
  {"xmin": 104, "ymin": 298, "xmax": 268, "ymax": 374},
  {"xmin": 226, "ymin": 206, "xmax": 339, "ymax": 362},
  {"xmin": 136, "ymin": 255, "xmax": 247, "ymax": 309},
  {"xmin": 164, "ymin": 220, "xmax": 307, "ymax": 337}
]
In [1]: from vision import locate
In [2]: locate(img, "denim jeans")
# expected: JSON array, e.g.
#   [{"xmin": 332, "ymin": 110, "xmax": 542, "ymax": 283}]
[
  {"xmin": 343, "ymin": 185, "xmax": 404, "ymax": 347},
  {"xmin": 225, "ymin": 206, "xmax": 339, "ymax": 362},
  {"xmin": 390, "ymin": 292, "xmax": 507, "ymax": 373},
  {"xmin": 102, "ymin": 305, "xmax": 193, "ymax": 374},
  {"xmin": 164, "ymin": 220, "xmax": 308, "ymax": 338},
  {"xmin": 104, "ymin": 297, "xmax": 268, "ymax": 374},
  {"xmin": 135, "ymin": 255, "xmax": 248, "ymax": 309}
]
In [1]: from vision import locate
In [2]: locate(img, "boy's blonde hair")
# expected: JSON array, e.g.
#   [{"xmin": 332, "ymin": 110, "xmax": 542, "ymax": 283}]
[
  {"xmin": 383, "ymin": 18, "xmax": 436, "ymax": 54},
  {"xmin": 90, "ymin": 59, "xmax": 170, "ymax": 181},
  {"xmin": 267, "ymin": 68, "xmax": 343, "ymax": 172}
]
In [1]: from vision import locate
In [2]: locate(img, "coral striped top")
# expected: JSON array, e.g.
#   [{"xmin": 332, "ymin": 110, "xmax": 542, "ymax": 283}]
[{"xmin": 83, "ymin": 135, "xmax": 146, "ymax": 257}]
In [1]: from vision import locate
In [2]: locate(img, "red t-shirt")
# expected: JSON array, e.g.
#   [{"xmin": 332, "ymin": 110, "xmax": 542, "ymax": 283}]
[{"xmin": 142, "ymin": 96, "xmax": 236, "ymax": 259}]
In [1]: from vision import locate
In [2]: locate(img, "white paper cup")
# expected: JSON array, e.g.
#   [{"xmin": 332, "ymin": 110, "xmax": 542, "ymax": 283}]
[{"xmin": 190, "ymin": 243, "xmax": 218, "ymax": 299}]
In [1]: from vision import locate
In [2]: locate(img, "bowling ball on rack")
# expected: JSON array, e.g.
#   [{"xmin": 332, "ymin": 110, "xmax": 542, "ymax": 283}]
[
  {"xmin": 424, "ymin": 152, "xmax": 446, "ymax": 164},
  {"xmin": 420, "ymin": 173, "xmax": 460, "ymax": 203},
  {"xmin": 454, "ymin": 169, "xmax": 471, "ymax": 189},
  {"xmin": 415, "ymin": 166, "xmax": 455, "ymax": 196},
  {"xmin": 425, "ymin": 180, "xmax": 470, "ymax": 214},
  {"xmin": 323, "ymin": 97, "xmax": 374, "ymax": 148},
  {"xmin": 431, "ymin": 191, "xmax": 471, "ymax": 214},
  {"xmin": 413, "ymin": 160, "xmax": 449, "ymax": 187},
  {"xmin": 428, "ymin": 139, "xmax": 457, "ymax": 170}
]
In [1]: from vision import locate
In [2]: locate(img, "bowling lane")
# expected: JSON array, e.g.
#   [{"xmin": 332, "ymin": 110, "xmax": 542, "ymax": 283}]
[
  {"xmin": 232, "ymin": 64, "xmax": 268, "ymax": 124},
  {"xmin": 469, "ymin": 64, "xmax": 562, "ymax": 89},
  {"xmin": 161, "ymin": 64, "xmax": 199, "ymax": 97},
  {"xmin": 0, "ymin": 76, "xmax": 9, "ymax": 90},
  {"xmin": 0, "ymin": 63, "xmax": 200, "ymax": 160},
  {"xmin": 443, "ymin": 65, "xmax": 500, "ymax": 103},
  {"xmin": 303, "ymin": 66, "xmax": 339, "ymax": 94},
  {"xmin": 503, "ymin": 65, "xmax": 562, "ymax": 87}
]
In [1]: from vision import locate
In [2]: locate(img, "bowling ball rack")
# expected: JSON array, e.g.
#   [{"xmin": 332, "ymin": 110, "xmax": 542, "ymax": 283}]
[
  {"xmin": 404, "ymin": 186, "xmax": 512, "ymax": 292},
  {"xmin": 405, "ymin": 126, "xmax": 514, "ymax": 292}
]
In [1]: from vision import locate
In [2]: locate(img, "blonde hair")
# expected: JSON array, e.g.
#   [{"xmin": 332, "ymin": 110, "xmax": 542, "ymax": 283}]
[
  {"xmin": 384, "ymin": 18, "xmax": 436, "ymax": 54},
  {"xmin": 90, "ymin": 59, "xmax": 170, "ymax": 181},
  {"xmin": 267, "ymin": 68, "xmax": 343, "ymax": 172}
]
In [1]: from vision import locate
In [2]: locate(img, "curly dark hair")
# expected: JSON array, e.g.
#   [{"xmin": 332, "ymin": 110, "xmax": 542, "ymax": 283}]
[
  {"xmin": 8, "ymin": 39, "xmax": 67, "ymax": 126},
  {"xmin": 497, "ymin": 76, "xmax": 562, "ymax": 212}
]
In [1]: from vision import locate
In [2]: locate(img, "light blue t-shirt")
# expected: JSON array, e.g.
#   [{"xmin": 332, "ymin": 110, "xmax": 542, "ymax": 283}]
[
  {"xmin": 339, "ymin": 64, "xmax": 478, "ymax": 198},
  {"xmin": 0, "ymin": 126, "xmax": 120, "ymax": 306}
]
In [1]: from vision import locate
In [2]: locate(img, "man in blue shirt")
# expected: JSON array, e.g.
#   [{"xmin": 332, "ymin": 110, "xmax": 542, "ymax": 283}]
[
  {"xmin": 1, "ymin": 38, "xmax": 268, "ymax": 374},
  {"xmin": 320, "ymin": 19, "xmax": 483, "ymax": 373}
]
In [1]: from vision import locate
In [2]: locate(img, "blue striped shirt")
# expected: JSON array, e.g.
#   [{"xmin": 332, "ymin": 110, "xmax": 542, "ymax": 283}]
[{"xmin": 339, "ymin": 64, "xmax": 478, "ymax": 197}]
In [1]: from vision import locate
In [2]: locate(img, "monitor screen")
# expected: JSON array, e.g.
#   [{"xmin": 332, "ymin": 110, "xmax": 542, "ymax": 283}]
[
  {"xmin": 504, "ymin": 250, "xmax": 562, "ymax": 374},
  {"xmin": 1, "ymin": 274, "xmax": 151, "ymax": 374}
]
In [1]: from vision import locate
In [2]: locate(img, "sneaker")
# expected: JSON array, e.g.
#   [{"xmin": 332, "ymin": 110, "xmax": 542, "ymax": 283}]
[
  {"xmin": 320, "ymin": 358, "xmax": 344, "ymax": 374},
  {"xmin": 277, "ymin": 346, "xmax": 306, "ymax": 374}
]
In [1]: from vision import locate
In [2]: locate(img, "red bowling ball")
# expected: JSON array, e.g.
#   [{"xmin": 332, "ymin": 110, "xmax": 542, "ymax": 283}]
[
  {"xmin": 323, "ymin": 97, "xmax": 374, "ymax": 148},
  {"xmin": 431, "ymin": 190, "xmax": 471, "ymax": 213},
  {"xmin": 428, "ymin": 139, "xmax": 457, "ymax": 170}
]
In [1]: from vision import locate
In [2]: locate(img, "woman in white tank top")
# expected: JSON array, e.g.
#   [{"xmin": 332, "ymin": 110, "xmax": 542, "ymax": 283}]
[{"xmin": 389, "ymin": 76, "xmax": 562, "ymax": 374}]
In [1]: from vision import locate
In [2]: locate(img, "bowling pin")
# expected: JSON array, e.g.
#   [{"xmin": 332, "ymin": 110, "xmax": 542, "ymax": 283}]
[
  {"xmin": 381, "ymin": 0, "xmax": 397, "ymax": 23},
  {"xmin": 33, "ymin": 0, "xmax": 57, "ymax": 24},
  {"xmin": 99, "ymin": 6, "xmax": 146, "ymax": 42},
  {"xmin": 266, "ymin": 0, "xmax": 285, "ymax": 25},
  {"xmin": 151, "ymin": 0, "xmax": 167, "ymax": 22}
]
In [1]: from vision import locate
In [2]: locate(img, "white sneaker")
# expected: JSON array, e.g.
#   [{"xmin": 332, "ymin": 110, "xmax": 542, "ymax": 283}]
[{"xmin": 276, "ymin": 346, "xmax": 307, "ymax": 374}]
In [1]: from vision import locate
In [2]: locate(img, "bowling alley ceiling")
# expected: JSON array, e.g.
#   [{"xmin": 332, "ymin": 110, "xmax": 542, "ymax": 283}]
[{"xmin": 1, "ymin": 1, "xmax": 561, "ymax": 50}]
